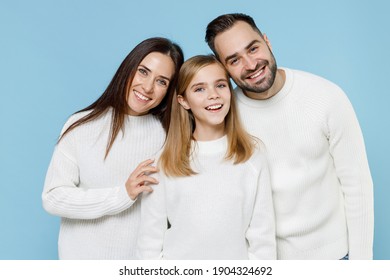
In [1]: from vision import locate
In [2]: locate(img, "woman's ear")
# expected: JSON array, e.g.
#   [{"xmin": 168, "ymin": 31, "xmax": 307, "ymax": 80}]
[{"xmin": 177, "ymin": 95, "xmax": 190, "ymax": 110}]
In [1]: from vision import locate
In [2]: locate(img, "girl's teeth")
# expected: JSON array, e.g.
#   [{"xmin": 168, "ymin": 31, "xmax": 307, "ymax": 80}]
[{"xmin": 206, "ymin": 104, "xmax": 222, "ymax": 110}]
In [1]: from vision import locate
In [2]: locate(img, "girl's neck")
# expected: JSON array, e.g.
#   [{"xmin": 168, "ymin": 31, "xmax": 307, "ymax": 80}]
[{"xmin": 193, "ymin": 124, "xmax": 225, "ymax": 141}]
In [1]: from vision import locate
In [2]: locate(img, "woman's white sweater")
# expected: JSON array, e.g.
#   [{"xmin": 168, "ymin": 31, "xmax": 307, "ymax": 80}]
[{"xmin": 43, "ymin": 109, "xmax": 165, "ymax": 259}]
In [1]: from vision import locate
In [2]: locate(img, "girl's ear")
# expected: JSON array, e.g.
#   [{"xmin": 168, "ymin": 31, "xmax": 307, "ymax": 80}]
[{"xmin": 177, "ymin": 95, "xmax": 190, "ymax": 110}]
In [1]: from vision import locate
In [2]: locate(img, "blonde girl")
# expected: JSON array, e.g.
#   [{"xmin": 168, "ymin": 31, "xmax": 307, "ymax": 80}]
[{"xmin": 137, "ymin": 55, "xmax": 276, "ymax": 260}]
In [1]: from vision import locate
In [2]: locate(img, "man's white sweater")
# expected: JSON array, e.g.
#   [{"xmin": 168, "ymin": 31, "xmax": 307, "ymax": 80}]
[
  {"xmin": 235, "ymin": 68, "xmax": 374, "ymax": 259},
  {"xmin": 42, "ymin": 109, "xmax": 165, "ymax": 259}
]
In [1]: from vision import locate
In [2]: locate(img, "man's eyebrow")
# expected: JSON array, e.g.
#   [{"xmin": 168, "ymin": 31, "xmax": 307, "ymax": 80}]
[{"xmin": 224, "ymin": 40, "xmax": 261, "ymax": 64}]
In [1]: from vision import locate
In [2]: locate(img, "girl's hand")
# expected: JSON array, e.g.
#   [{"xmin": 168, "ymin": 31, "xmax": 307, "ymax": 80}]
[{"xmin": 125, "ymin": 159, "xmax": 159, "ymax": 200}]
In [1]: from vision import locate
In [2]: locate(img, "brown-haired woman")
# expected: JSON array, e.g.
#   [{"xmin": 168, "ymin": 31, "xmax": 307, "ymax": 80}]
[
  {"xmin": 42, "ymin": 37, "xmax": 183, "ymax": 259},
  {"xmin": 137, "ymin": 55, "xmax": 276, "ymax": 259}
]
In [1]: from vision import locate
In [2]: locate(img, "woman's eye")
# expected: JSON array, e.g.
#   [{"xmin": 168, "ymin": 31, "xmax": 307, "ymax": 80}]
[
  {"xmin": 138, "ymin": 68, "xmax": 147, "ymax": 75},
  {"xmin": 157, "ymin": 79, "xmax": 168, "ymax": 86}
]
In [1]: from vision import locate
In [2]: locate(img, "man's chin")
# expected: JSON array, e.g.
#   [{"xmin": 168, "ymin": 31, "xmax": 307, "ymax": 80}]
[{"xmin": 240, "ymin": 84, "xmax": 270, "ymax": 94}]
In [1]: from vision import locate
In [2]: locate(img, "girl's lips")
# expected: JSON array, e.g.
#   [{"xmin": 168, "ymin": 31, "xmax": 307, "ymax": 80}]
[{"xmin": 205, "ymin": 104, "xmax": 223, "ymax": 111}]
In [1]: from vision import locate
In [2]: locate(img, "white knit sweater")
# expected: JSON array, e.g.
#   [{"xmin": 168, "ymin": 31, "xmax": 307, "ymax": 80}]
[
  {"xmin": 42, "ymin": 108, "xmax": 165, "ymax": 259},
  {"xmin": 137, "ymin": 136, "xmax": 276, "ymax": 260},
  {"xmin": 235, "ymin": 68, "xmax": 374, "ymax": 259}
]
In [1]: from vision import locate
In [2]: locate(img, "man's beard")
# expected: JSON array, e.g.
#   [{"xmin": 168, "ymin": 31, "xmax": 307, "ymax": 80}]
[{"xmin": 236, "ymin": 54, "xmax": 277, "ymax": 94}]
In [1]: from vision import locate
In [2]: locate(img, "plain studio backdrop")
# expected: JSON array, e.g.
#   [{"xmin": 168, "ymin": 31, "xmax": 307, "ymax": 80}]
[{"xmin": 0, "ymin": 0, "xmax": 388, "ymax": 259}]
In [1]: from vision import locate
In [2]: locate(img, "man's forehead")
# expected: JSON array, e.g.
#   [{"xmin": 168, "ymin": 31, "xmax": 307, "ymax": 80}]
[{"xmin": 214, "ymin": 23, "xmax": 262, "ymax": 58}]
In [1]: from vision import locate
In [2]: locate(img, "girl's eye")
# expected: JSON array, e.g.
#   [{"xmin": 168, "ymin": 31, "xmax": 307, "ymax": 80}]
[
  {"xmin": 217, "ymin": 83, "xmax": 227, "ymax": 89},
  {"xmin": 194, "ymin": 87, "xmax": 205, "ymax": 93}
]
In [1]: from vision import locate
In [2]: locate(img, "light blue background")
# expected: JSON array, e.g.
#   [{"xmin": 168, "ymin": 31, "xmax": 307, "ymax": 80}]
[{"xmin": 0, "ymin": 0, "xmax": 388, "ymax": 259}]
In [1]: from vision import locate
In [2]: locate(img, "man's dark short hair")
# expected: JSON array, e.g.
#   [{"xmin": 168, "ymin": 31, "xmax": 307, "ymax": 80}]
[{"xmin": 205, "ymin": 13, "xmax": 262, "ymax": 58}]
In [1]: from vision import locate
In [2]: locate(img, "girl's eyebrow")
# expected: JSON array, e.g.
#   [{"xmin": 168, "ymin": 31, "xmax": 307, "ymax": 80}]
[
  {"xmin": 215, "ymin": 78, "xmax": 228, "ymax": 83},
  {"xmin": 190, "ymin": 82, "xmax": 206, "ymax": 89},
  {"xmin": 190, "ymin": 78, "xmax": 228, "ymax": 89}
]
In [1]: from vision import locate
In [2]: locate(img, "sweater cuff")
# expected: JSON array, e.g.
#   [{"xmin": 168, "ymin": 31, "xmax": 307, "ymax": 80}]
[{"xmin": 117, "ymin": 185, "xmax": 137, "ymax": 208}]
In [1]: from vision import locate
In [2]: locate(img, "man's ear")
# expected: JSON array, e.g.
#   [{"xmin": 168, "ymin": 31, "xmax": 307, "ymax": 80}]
[
  {"xmin": 177, "ymin": 95, "xmax": 190, "ymax": 110},
  {"xmin": 263, "ymin": 34, "xmax": 273, "ymax": 51}
]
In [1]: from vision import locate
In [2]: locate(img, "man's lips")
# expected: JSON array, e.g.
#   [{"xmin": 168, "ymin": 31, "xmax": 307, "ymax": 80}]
[{"xmin": 243, "ymin": 64, "xmax": 267, "ymax": 80}]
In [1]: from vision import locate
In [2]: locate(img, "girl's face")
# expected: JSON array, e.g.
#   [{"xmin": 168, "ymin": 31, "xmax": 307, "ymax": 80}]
[
  {"xmin": 178, "ymin": 63, "xmax": 231, "ymax": 140},
  {"xmin": 127, "ymin": 52, "xmax": 175, "ymax": 116}
]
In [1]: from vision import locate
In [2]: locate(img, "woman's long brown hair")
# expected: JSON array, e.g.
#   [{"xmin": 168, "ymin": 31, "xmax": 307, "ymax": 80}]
[{"xmin": 58, "ymin": 37, "xmax": 184, "ymax": 158}]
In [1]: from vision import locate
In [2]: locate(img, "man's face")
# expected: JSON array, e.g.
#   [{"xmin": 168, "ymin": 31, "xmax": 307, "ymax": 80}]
[{"xmin": 214, "ymin": 21, "xmax": 277, "ymax": 97}]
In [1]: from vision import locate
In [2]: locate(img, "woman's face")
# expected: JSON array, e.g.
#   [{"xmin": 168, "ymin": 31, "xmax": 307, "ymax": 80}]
[
  {"xmin": 127, "ymin": 52, "xmax": 175, "ymax": 116},
  {"xmin": 178, "ymin": 63, "xmax": 231, "ymax": 140}
]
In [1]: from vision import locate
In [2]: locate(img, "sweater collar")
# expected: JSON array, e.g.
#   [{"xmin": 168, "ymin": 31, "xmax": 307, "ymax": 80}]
[{"xmin": 192, "ymin": 135, "xmax": 227, "ymax": 156}]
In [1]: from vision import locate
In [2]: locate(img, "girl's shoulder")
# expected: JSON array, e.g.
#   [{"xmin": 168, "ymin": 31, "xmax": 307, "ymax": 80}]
[{"xmin": 245, "ymin": 141, "xmax": 269, "ymax": 174}]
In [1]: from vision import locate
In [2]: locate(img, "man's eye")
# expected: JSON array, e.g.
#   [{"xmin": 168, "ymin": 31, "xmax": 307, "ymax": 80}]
[{"xmin": 230, "ymin": 58, "xmax": 239, "ymax": 65}]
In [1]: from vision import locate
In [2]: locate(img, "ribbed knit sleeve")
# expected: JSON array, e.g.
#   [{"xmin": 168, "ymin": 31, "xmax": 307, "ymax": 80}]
[
  {"xmin": 137, "ymin": 173, "xmax": 166, "ymax": 259},
  {"xmin": 42, "ymin": 146, "xmax": 134, "ymax": 220},
  {"xmin": 327, "ymin": 88, "xmax": 374, "ymax": 259},
  {"xmin": 246, "ymin": 152, "xmax": 277, "ymax": 259}
]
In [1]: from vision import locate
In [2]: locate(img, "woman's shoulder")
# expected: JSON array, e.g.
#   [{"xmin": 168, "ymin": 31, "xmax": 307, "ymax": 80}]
[
  {"xmin": 60, "ymin": 108, "xmax": 112, "ymax": 135},
  {"xmin": 61, "ymin": 110, "xmax": 91, "ymax": 132}
]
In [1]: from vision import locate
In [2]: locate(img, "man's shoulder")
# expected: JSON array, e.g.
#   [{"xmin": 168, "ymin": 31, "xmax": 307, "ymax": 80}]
[{"xmin": 284, "ymin": 67, "xmax": 341, "ymax": 90}]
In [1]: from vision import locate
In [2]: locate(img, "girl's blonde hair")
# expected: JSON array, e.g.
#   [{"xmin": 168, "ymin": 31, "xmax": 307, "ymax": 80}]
[{"xmin": 159, "ymin": 55, "xmax": 255, "ymax": 177}]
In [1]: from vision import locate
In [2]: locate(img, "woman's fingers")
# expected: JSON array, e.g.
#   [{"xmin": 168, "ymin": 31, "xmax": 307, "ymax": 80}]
[
  {"xmin": 133, "ymin": 175, "xmax": 159, "ymax": 186},
  {"xmin": 131, "ymin": 159, "xmax": 158, "ymax": 178},
  {"xmin": 135, "ymin": 165, "xmax": 159, "ymax": 177},
  {"xmin": 125, "ymin": 159, "xmax": 159, "ymax": 200}
]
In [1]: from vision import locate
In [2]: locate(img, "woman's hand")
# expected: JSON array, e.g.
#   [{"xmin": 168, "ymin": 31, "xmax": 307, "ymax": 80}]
[{"xmin": 125, "ymin": 159, "xmax": 159, "ymax": 200}]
